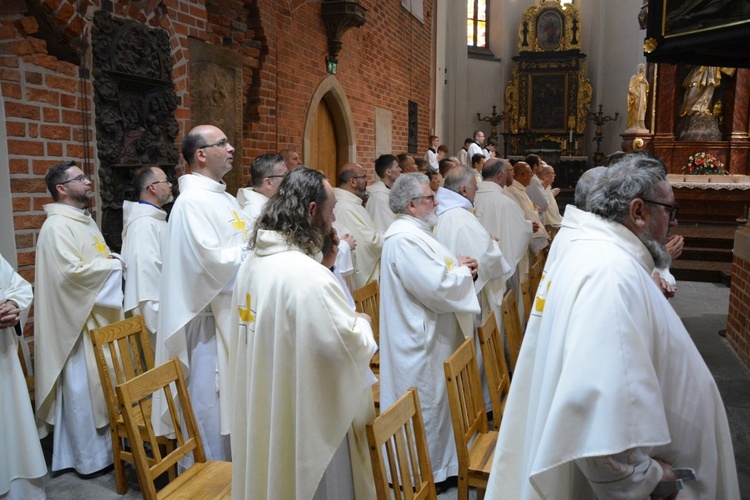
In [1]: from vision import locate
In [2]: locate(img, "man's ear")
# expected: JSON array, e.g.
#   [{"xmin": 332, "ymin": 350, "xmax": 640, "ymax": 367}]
[
  {"xmin": 308, "ymin": 201, "xmax": 318, "ymax": 219},
  {"xmin": 630, "ymin": 198, "xmax": 648, "ymax": 228}
]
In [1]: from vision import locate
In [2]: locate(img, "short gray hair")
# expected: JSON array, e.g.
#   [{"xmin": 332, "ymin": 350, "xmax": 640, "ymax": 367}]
[
  {"xmin": 574, "ymin": 166, "xmax": 607, "ymax": 210},
  {"xmin": 389, "ymin": 173, "xmax": 429, "ymax": 214},
  {"xmin": 482, "ymin": 158, "xmax": 505, "ymax": 179},
  {"xmin": 587, "ymin": 155, "xmax": 667, "ymax": 223},
  {"xmin": 444, "ymin": 165, "xmax": 474, "ymax": 193}
]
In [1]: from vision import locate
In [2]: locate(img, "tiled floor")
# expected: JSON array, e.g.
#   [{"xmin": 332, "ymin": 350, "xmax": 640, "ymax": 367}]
[{"xmin": 39, "ymin": 281, "xmax": 748, "ymax": 499}]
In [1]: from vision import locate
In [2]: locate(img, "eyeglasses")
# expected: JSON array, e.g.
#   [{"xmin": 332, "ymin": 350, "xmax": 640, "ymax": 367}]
[
  {"xmin": 352, "ymin": 175, "xmax": 368, "ymax": 180},
  {"xmin": 58, "ymin": 174, "xmax": 89, "ymax": 185},
  {"xmin": 411, "ymin": 195, "xmax": 435, "ymax": 203},
  {"xmin": 150, "ymin": 179, "xmax": 170, "ymax": 186},
  {"xmin": 266, "ymin": 174, "xmax": 286, "ymax": 180},
  {"xmin": 643, "ymin": 199, "xmax": 679, "ymax": 222},
  {"xmin": 199, "ymin": 138, "xmax": 229, "ymax": 149}
]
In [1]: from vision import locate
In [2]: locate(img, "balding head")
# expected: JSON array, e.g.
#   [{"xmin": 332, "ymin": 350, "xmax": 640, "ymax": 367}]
[
  {"xmin": 338, "ymin": 162, "xmax": 368, "ymax": 200},
  {"xmin": 482, "ymin": 157, "xmax": 506, "ymax": 184},
  {"xmin": 513, "ymin": 161, "xmax": 533, "ymax": 187},
  {"xmin": 444, "ymin": 165, "xmax": 478, "ymax": 204}
]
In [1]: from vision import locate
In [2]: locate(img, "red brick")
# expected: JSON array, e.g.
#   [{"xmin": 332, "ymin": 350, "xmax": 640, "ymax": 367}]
[
  {"xmin": 54, "ymin": 2, "xmax": 75, "ymax": 25},
  {"xmin": 0, "ymin": 23, "xmax": 16, "ymax": 40},
  {"xmin": 28, "ymin": 123, "xmax": 38, "ymax": 138},
  {"xmin": 18, "ymin": 268, "xmax": 34, "ymax": 284},
  {"xmin": 12, "ymin": 214, "xmax": 46, "ymax": 230},
  {"xmin": 9, "ymin": 158, "xmax": 27, "ymax": 174},
  {"xmin": 40, "ymin": 124, "xmax": 70, "ymax": 140},
  {"xmin": 4, "ymin": 101, "xmax": 39, "ymax": 120},
  {"xmin": 0, "ymin": 68, "xmax": 21, "ymax": 81},
  {"xmin": 16, "ymin": 250, "xmax": 35, "ymax": 267},
  {"xmin": 46, "ymin": 142, "xmax": 63, "ymax": 156},
  {"xmin": 42, "ymin": 106, "xmax": 60, "ymax": 122},
  {"xmin": 14, "ymin": 16, "xmax": 39, "ymax": 36},
  {"xmin": 1, "ymin": 81, "xmax": 21, "ymax": 98},
  {"xmin": 0, "ymin": 0, "xmax": 26, "ymax": 16},
  {"xmin": 7, "ymin": 140, "xmax": 44, "ymax": 156},
  {"xmin": 60, "ymin": 93, "xmax": 76, "ymax": 108},
  {"xmin": 11, "ymin": 39, "xmax": 35, "ymax": 56},
  {"xmin": 12, "ymin": 196, "xmax": 30, "ymax": 211},
  {"xmin": 32, "ymin": 159, "xmax": 60, "ymax": 175},
  {"xmin": 45, "ymin": 74, "xmax": 77, "ymax": 93},
  {"xmin": 26, "ymin": 87, "xmax": 60, "ymax": 105},
  {"xmin": 61, "ymin": 109, "xmax": 83, "ymax": 125},
  {"xmin": 25, "ymin": 54, "xmax": 58, "ymax": 71},
  {"xmin": 6, "ymin": 121, "xmax": 25, "ymax": 136},
  {"xmin": 33, "ymin": 196, "xmax": 54, "ymax": 209},
  {"xmin": 15, "ymin": 233, "xmax": 33, "ymax": 249}
]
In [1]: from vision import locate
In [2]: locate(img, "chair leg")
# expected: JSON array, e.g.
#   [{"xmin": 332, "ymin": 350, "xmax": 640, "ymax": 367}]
[
  {"xmin": 112, "ymin": 431, "xmax": 128, "ymax": 494},
  {"xmin": 476, "ymin": 487, "xmax": 486, "ymax": 500},
  {"xmin": 457, "ymin": 475, "xmax": 469, "ymax": 500}
]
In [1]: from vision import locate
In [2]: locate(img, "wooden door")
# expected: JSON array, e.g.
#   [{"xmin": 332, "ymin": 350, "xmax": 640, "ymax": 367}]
[{"xmin": 310, "ymin": 99, "xmax": 338, "ymax": 185}]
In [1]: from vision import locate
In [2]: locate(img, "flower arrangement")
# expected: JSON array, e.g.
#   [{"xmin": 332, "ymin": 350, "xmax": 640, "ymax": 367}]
[{"xmin": 682, "ymin": 152, "xmax": 728, "ymax": 175}]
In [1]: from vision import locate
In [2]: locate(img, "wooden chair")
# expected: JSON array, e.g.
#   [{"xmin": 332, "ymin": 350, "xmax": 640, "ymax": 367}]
[
  {"xmin": 91, "ymin": 315, "xmax": 174, "ymax": 494},
  {"xmin": 17, "ymin": 339, "xmax": 34, "ymax": 407},
  {"xmin": 530, "ymin": 256, "xmax": 544, "ymax": 301},
  {"xmin": 520, "ymin": 272, "xmax": 532, "ymax": 324},
  {"xmin": 476, "ymin": 312, "xmax": 511, "ymax": 431},
  {"xmin": 501, "ymin": 288, "xmax": 524, "ymax": 372},
  {"xmin": 366, "ymin": 387, "xmax": 437, "ymax": 500},
  {"xmin": 444, "ymin": 338, "xmax": 498, "ymax": 500},
  {"xmin": 354, "ymin": 280, "xmax": 381, "ymax": 412},
  {"xmin": 116, "ymin": 358, "xmax": 232, "ymax": 499}
]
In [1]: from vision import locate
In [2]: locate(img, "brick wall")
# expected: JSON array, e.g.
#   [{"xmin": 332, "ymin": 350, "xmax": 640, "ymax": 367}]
[
  {"xmin": 727, "ymin": 253, "xmax": 750, "ymax": 368},
  {"xmin": 1, "ymin": 0, "xmax": 434, "ymax": 339}
]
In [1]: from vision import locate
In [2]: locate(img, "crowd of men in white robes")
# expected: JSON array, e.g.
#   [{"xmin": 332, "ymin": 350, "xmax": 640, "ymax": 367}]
[{"xmin": 2, "ymin": 122, "xmax": 739, "ymax": 499}]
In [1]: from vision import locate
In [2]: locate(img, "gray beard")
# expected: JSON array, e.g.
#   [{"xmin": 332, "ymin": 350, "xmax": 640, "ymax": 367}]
[
  {"xmin": 419, "ymin": 211, "xmax": 438, "ymax": 229},
  {"xmin": 639, "ymin": 228, "xmax": 671, "ymax": 269}
]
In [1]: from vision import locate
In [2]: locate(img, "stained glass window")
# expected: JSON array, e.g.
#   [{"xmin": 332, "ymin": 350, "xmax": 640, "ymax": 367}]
[{"xmin": 467, "ymin": 0, "xmax": 488, "ymax": 49}]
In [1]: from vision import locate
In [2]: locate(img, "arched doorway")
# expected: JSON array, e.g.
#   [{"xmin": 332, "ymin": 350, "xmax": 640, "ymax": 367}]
[
  {"xmin": 303, "ymin": 76, "xmax": 357, "ymax": 186},
  {"xmin": 309, "ymin": 99, "xmax": 338, "ymax": 182}
]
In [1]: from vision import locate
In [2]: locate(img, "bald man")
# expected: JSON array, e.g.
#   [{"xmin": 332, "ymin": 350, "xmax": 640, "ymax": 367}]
[
  {"xmin": 333, "ymin": 163, "xmax": 384, "ymax": 290},
  {"xmin": 507, "ymin": 161, "xmax": 549, "ymax": 255}
]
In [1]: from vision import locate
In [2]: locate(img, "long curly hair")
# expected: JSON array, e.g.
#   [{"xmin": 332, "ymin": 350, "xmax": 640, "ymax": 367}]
[{"xmin": 251, "ymin": 167, "xmax": 328, "ymax": 255}]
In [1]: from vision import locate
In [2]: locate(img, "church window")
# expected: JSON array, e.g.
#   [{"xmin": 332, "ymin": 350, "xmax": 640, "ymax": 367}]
[{"xmin": 467, "ymin": 0, "xmax": 488, "ymax": 49}]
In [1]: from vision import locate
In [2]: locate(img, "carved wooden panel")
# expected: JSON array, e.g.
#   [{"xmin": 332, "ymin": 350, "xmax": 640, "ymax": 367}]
[{"xmin": 92, "ymin": 11, "xmax": 179, "ymax": 251}]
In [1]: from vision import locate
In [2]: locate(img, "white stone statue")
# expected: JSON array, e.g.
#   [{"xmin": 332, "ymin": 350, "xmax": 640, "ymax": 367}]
[{"xmin": 626, "ymin": 63, "xmax": 649, "ymax": 132}]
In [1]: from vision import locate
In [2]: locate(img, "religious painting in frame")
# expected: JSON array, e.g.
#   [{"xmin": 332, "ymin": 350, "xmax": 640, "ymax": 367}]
[
  {"xmin": 536, "ymin": 9, "xmax": 563, "ymax": 51},
  {"xmin": 662, "ymin": 0, "xmax": 750, "ymax": 37},
  {"xmin": 528, "ymin": 73, "xmax": 567, "ymax": 133}
]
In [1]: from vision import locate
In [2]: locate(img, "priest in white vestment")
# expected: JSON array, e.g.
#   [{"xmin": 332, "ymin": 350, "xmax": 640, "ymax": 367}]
[
  {"xmin": 153, "ymin": 126, "xmax": 249, "ymax": 462},
  {"xmin": 486, "ymin": 155, "xmax": 739, "ymax": 499},
  {"xmin": 236, "ymin": 153, "xmax": 287, "ymax": 227},
  {"xmin": 366, "ymin": 154, "xmax": 401, "ymax": 231},
  {"xmin": 524, "ymin": 154, "xmax": 549, "ymax": 215},
  {"xmin": 507, "ymin": 162, "xmax": 549, "ymax": 255},
  {"xmin": 229, "ymin": 168, "xmax": 377, "ymax": 500},
  {"xmin": 379, "ymin": 173, "xmax": 481, "ymax": 483},
  {"xmin": 35, "ymin": 161, "xmax": 124, "ymax": 474},
  {"xmin": 333, "ymin": 163, "xmax": 383, "ymax": 291},
  {"xmin": 540, "ymin": 164, "xmax": 562, "ymax": 226},
  {"xmin": 121, "ymin": 166, "xmax": 172, "ymax": 340},
  {"xmin": 0, "ymin": 254, "xmax": 46, "ymax": 499},
  {"xmin": 467, "ymin": 129, "xmax": 487, "ymax": 159}
]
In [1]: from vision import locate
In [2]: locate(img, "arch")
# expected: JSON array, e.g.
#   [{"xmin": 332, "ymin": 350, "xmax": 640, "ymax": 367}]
[{"xmin": 303, "ymin": 75, "xmax": 357, "ymax": 177}]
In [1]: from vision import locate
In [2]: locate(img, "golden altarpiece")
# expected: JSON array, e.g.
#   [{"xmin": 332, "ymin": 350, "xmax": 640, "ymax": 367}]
[{"xmin": 503, "ymin": 0, "xmax": 592, "ymax": 186}]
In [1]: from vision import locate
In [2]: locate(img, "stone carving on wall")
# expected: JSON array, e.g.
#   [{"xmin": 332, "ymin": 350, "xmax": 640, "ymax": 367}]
[
  {"xmin": 92, "ymin": 11, "xmax": 179, "ymax": 251},
  {"xmin": 188, "ymin": 39, "xmax": 244, "ymax": 198}
]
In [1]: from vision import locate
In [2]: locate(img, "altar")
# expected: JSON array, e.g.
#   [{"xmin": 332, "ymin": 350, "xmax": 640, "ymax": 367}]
[{"xmin": 669, "ymin": 174, "xmax": 750, "ymax": 224}]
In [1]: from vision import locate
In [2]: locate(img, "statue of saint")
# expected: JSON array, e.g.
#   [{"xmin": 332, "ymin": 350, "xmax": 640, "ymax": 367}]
[
  {"xmin": 626, "ymin": 63, "xmax": 649, "ymax": 132},
  {"xmin": 680, "ymin": 66, "xmax": 736, "ymax": 117}
]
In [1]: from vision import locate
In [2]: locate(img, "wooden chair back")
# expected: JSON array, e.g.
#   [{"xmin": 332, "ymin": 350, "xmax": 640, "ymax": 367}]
[
  {"xmin": 530, "ymin": 256, "xmax": 544, "ymax": 300},
  {"xmin": 91, "ymin": 315, "xmax": 171, "ymax": 493},
  {"xmin": 520, "ymin": 273, "xmax": 532, "ymax": 324},
  {"xmin": 501, "ymin": 289, "xmax": 524, "ymax": 372},
  {"xmin": 444, "ymin": 338, "xmax": 497, "ymax": 500},
  {"xmin": 353, "ymin": 280, "xmax": 380, "ymax": 344},
  {"xmin": 116, "ymin": 358, "xmax": 231, "ymax": 499},
  {"xmin": 366, "ymin": 388, "xmax": 437, "ymax": 500},
  {"xmin": 476, "ymin": 312, "xmax": 511, "ymax": 431}
]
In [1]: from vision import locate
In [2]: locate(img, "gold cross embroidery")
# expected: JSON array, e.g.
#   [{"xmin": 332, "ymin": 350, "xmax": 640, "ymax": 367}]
[
  {"xmin": 238, "ymin": 293, "xmax": 255, "ymax": 323},
  {"xmin": 230, "ymin": 210, "xmax": 248, "ymax": 240},
  {"xmin": 93, "ymin": 235, "xmax": 109, "ymax": 257},
  {"xmin": 444, "ymin": 256, "xmax": 455, "ymax": 272}
]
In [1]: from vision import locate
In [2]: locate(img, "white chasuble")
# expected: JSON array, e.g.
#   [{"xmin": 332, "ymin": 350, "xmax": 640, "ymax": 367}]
[
  {"xmin": 154, "ymin": 174, "xmax": 249, "ymax": 443},
  {"xmin": 474, "ymin": 181, "xmax": 532, "ymax": 273},
  {"xmin": 0, "ymin": 255, "xmax": 46, "ymax": 498},
  {"xmin": 229, "ymin": 230, "xmax": 377, "ymax": 500},
  {"xmin": 332, "ymin": 187, "xmax": 383, "ymax": 290},
  {"xmin": 121, "ymin": 200, "xmax": 167, "ymax": 336},
  {"xmin": 541, "ymin": 186, "xmax": 562, "ymax": 226},
  {"xmin": 236, "ymin": 187, "xmax": 268, "ymax": 229},
  {"xmin": 506, "ymin": 180, "xmax": 549, "ymax": 253},
  {"xmin": 365, "ymin": 180, "xmax": 396, "ymax": 232},
  {"xmin": 34, "ymin": 204, "xmax": 123, "ymax": 435},
  {"xmin": 486, "ymin": 213, "xmax": 739, "ymax": 499},
  {"xmin": 379, "ymin": 216, "xmax": 480, "ymax": 482}
]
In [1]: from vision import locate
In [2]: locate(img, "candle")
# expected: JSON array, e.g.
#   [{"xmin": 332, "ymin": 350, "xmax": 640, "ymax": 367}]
[
  {"xmin": 569, "ymin": 130, "xmax": 573, "ymax": 142},
  {"xmin": 575, "ymin": 140, "xmax": 578, "ymax": 150}
]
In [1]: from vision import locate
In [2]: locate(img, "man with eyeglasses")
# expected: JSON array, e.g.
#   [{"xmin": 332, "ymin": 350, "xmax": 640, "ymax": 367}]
[
  {"xmin": 152, "ymin": 125, "xmax": 249, "ymax": 465},
  {"xmin": 379, "ymin": 173, "xmax": 480, "ymax": 488},
  {"xmin": 121, "ymin": 166, "xmax": 172, "ymax": 342},
  {"xmin": 486, "ymin": 154, "xmax": 739, "ymax": 499},
  {"xmin": 507, "ymin": 161, "xmax": 550, "ymax": 257},
  {"xmin": 467, "ymin": 129, "xmax": 487, "ymax": 160},
  {"xmin": 236, "ymin": 153, "xmax": 287, "ymax": 226},
  {"xmin": 366, "ymin": 154, "xmax": 402, "ymax": 232},
  {"xmin": 332, "ymin": 163, "xmax": 383, "ymax": 291},
  {"xmin": 35, "ymin": 160, "xmax": 125, "ymax": 475}
]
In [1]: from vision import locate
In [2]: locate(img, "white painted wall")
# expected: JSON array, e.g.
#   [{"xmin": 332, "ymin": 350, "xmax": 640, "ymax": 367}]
[{"xmin": 436, "ymin": 0, "xmax": 647, "ymax": 161}]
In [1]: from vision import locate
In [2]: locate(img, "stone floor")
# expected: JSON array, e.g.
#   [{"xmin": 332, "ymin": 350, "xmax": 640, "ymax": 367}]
[{"xmin": 38, "ymin": 281, "xmax": 749, "ymax": 499}]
